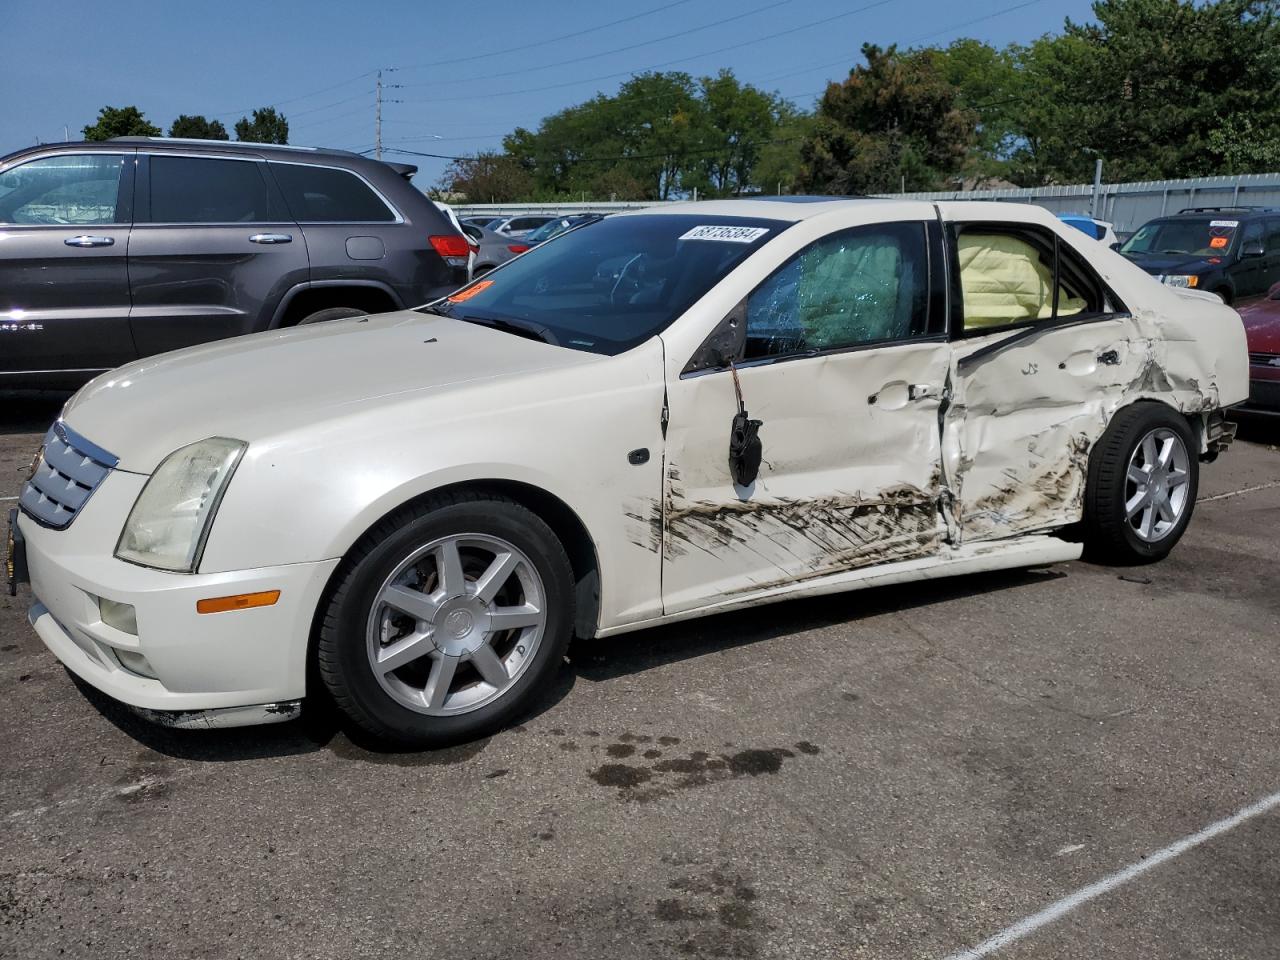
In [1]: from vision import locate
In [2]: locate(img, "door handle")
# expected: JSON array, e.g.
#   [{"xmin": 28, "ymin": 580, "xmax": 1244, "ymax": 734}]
[
  {"xmin": 908, "ymin": 384, "xmax": 938, "ymax": 401},
  {"xmin": 64, "ymin": 235, "xmax": 114, "ymax": 248},
  {"xmin": 248, "ymin": 233, "xmax": 292, "ymax": 244}
]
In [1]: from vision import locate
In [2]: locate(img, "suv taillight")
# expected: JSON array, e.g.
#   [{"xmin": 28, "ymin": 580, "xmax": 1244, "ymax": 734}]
[
  {"xmin": 508, "ymin": 244, "xmax": 530, "ymax": 254},
  {"xmin": 430, "ymin": 234, "xmax": 471, "ymax": 267}
]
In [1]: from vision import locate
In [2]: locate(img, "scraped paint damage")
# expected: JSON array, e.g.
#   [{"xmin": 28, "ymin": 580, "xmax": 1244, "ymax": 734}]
[{"xmin": 648, "ymin": 301, "xmax": 1239, "ymax": 609}]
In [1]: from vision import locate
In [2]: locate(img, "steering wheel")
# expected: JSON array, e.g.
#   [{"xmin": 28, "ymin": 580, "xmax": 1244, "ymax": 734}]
[{"xmin": 610, "ymin": 253, "xmax": 646, "ymax": 305}]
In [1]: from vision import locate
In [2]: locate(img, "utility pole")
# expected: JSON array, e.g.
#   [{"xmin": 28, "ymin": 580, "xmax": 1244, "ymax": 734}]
[
  {"xmin": 373, "ymin": 70, "xmax": 402, "ymax": 161},
  {"xmin": 1089, "ymin": 158, "xmax": 1104, "ymax": 219}
]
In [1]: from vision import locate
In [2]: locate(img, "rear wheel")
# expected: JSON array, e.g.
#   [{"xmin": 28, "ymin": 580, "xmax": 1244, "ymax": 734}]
[
  {"xmin": 299, "ymin": 306, "xmax": 367, "ymax": 325},
  {"xmin": 1083, "ymin": 404, "xmax": 1198, "ymax": 564},
  {"xmin": 317, "ymin": 494, "xmax": 573, "ymax": 747}
]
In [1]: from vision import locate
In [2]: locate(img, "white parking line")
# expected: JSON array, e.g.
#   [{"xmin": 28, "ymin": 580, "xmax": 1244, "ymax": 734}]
[
  {"xmin": 1, "ymin": 495, "xmax": 17, "ymax": 502},
  {"xmin": 942, "ymin": 789, "xmax": 1280, "ymax": 959},
  {"xmin": 1198, "ymin": 480, "xmax": 1280, "ymax": 503}
]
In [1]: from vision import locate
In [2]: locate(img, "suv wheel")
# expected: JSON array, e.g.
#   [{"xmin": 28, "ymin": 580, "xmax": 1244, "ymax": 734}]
[
  {"xmin": 317, "ymin": 493, "xmax": 574, "ymax": 747},
  {"xmin": 299, "ymin": 306, "xmax": 367, "ymax": 325},
  {"xmin": 1082, "ymin": 404, "xmax": 1198, "ymax": 564}
]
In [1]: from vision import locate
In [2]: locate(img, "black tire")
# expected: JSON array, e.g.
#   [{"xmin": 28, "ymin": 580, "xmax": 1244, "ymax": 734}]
[
  {"xmin": 299, "ymin": 306, "xmax": 367, "ymax": 325},
  {"xmin": 317, "ymin": 492, "xmax": 573, "ymax": 747},
  {"xmin": 474, "ymin": 263, "xmax": 494, "ymax": 276},
  {"xmin": 1211, "ymin": 287, "xmax": 1232, "ymax": 305},
  {"xmin": 1082, "ymin": 403, "xmax": 1198, "ymax": 564}
]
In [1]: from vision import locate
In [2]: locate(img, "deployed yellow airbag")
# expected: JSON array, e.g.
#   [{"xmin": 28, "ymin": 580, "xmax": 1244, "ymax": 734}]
[{"xmin": 958, "ymin": 233, "xmax": 1085, "ymax": 329}]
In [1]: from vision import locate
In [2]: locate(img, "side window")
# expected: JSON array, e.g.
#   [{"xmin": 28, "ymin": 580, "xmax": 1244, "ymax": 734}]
[
  {"xmin": 150, "ymin": 156, "xmax": 272, "ymax": 223},
  {"xmin": 744, "ymin": 222, "xmax": 930, "ymax": 360},
  {"xmin": 0, "ymin": 154, "xmax": 124, "ymax": 225},
  {"xmin": 1239, "ymin": 220, "xmax": 1264, "ymax": 259},
  {"xmin": 1265, "ymin": 219, "xmax": 1280, "ymax": 254},
  {"xmin": 955, "ymin": 228, "xmax": 1103, "ymax": 333},
  {"xmin": 270, "ymin": 163, "xmax": 396, "ymax": 222}
]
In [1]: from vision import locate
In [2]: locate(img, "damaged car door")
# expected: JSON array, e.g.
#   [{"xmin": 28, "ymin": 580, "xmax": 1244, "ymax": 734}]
[
  {"xmin": 941, "ymin": 217, "xmax": 1144, "ymax": 542},
  {"xmin": 661, "ymin": 220, "xmax": 951, "ymax": 614}
]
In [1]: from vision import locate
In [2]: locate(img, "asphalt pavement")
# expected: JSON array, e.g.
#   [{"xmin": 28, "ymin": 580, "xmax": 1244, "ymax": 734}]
[{"xmin": 2, "ymin": 396, "xmax": 1278, "ymax": 960}]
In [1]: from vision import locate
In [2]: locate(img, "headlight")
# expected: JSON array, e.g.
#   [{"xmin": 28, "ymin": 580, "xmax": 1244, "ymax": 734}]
[
  {"xmin": 115, "ymin": 438, "xmax": 246, "ymax": 573},
  {"xmin": 1160, "ymin": 274, "xmax": 1199, "ymax": 288}
]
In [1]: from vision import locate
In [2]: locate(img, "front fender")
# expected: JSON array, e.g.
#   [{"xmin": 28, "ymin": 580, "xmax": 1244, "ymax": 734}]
[{"xmin": 198, "ymin": 338, "xmax": 669, "ymax": 629}]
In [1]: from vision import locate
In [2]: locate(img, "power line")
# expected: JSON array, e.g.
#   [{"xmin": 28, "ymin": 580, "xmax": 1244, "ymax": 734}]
[
  {"xmin": 397, "ymin": 0, "xmax": 899, "ymax": 105},
  {"xmin": 390, "ymin": 0, "xmax": 699, "ymax": 71},
  {"xmin": 212, "ymin": 70, "xmax": 376, "ymax": 119},
  {"xmin": 759, "ymin": 0, "xmax": 1052, "ymax": 87},
  {"xmin": 395, "ymin": 0, "xmax": 794, "ymax": 89},
  {"xmin": 385, "ymin": 135, "xmax": 802, "ymax": 165}
]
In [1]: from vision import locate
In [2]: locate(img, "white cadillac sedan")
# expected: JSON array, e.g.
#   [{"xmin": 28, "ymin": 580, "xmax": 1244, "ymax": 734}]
[{"xmin": 9, "ymin": 199, "xmax": 1247, "ymax": 746}]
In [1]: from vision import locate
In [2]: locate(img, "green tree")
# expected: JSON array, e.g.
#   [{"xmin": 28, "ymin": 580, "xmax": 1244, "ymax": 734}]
[
  {"xmin": 437, "ymin": 151, "xmax": 534, "ymax": 203},
  {"xmin": 933, "ymin": 39, "xmax": 1024, "ymax": 185},
  {"xmin": 1012, "ymin": 0, "xmax": 1280, "ymax": 183},
  {"xmin": 235, "ymin": 107, "xmax": 289, "ymax": 145},
  {"xmin": 799, "ymin": 43, "xmax": 977, "ymax": 194},
  {"xmin": 82, "ymin": 105, "xmax": 161, "ymax": 141},
  {"xmin": 685, "ymin": 71, "xmax": 790, "ymax": 197},
  {"xmin": 168, "ymin": 115, "xmax": 229, "ymax": 140}
]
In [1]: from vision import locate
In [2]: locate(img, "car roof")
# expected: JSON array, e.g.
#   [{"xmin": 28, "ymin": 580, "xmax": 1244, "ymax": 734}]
[
  {"xmin": 0, "ymin": 137, "xmax": 388, "ymax": 171},
  {"xmin": 1157, "ymin": 207, "xmax": 1280, "ymax": 221}
]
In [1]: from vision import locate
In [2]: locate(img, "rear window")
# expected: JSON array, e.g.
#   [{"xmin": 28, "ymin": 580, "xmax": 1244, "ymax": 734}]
[
  {"xmin": 269, "ymin": 163, "xmax": 396, "ymax": 222},
  {"xmin": 424, "ymin": 214, "xmax": 787, "ymax": 355},
  {"xmin": 150, "ymin": 156, "xmax": 272, "ymax": 223}
]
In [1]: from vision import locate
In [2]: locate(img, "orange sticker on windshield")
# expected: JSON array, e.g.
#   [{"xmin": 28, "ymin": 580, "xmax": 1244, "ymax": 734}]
[
  {"xmin": 1210, "ymin": 236, "xmax": 1228, "ymax": 249},
  {"xmin": 447, "ymin": 280, "xmax": 493, "ymax": 303}
]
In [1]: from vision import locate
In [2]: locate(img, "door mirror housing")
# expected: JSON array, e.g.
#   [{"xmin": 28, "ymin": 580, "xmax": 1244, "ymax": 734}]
[
  {"xmin": 683, "ymin": 299, "xmax": 747, "ymax": 374},
  {"xmin": 1241, "ymin": 240, "xmax": 1265, "ymax": 259}
]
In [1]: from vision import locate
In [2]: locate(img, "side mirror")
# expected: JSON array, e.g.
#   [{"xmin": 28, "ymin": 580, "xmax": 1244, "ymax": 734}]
[
  {"xmin": 1109, "ymin": 242, "xmax": 1122, "ymax": 251},
  {"xmin": 683, "ymin": 299, "xmax": 748, "ymax": 374},
  {"xmin": 1241, "ymin": 240, "xmax": 1265, "ymax": 259}
]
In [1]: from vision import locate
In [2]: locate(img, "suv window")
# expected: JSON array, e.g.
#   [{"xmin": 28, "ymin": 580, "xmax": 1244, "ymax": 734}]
[
  {"xmin": 744, "ymin": 222, "xmax": 930, "ymax": 360},
  {"xmin": 506, "ymin": 217, "xmax": 550, "ymax": 232},
  {"xmin": 269, "ymin": 163, "xmax": 396, "ymax": 222},
  {"xmin": 150, "ymin": 155, "xmax": 272, "ymax": 223},
  {"xmin": 0, "ymin": 154, "xmax": 125, "ymax": 225},
  {"xmin": 955, "ymin": 227, "xmax": 1102, "ymax": 332},
  {"xmin": 1265, "ymin": 219, "xmax": 1280, "ymax": 255}
]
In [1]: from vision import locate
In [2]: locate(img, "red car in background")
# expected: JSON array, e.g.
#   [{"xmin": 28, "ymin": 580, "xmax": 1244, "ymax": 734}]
[{"xmin": 1239, "ymin": 282, "xmax": 1280, "ymax": 412}]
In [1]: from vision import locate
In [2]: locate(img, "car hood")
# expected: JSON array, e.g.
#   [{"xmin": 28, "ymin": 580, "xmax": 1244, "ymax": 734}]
[
  {"xmin": 1238, "ymin": 297, "xmax": 1280, "ymax": 354},
  {"xmin": 1122, "ymin": 252, "xmax": 1219, "ymax": 275},
  {"xmin": 62, "ymin": 310, "xmax": 598, "ymax": 472}
]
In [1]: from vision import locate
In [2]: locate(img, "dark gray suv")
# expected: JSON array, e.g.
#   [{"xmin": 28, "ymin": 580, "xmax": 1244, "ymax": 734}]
[{"xmin": 0, "ymin": 138, "xmax": 470, "ymax": 388}]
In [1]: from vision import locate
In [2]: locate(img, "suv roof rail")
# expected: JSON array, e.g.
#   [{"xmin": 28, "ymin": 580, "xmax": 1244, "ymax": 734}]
[
  {"xmin": 108, "ymin": 136, "xmax": 360, "ymax": 157},
  {"xmin": 1177, "ymin": 205, "xmax": 1280, "ymax": 214}
]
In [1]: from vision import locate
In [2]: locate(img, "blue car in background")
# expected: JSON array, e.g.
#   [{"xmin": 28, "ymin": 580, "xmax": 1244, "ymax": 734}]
[{"xmin": 1059, "ymin": 213, "xmax": 1119, "ymax": 246}]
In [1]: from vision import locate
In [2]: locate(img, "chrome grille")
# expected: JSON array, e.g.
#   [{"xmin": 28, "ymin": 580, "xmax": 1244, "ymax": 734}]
[
  {"xmin": 18, "ymin": 422, "xmax": 118, "ymax": 530},
  {"xmin": 1248, "ymin": 352, "xmax": 1279, "ymax": 367}
]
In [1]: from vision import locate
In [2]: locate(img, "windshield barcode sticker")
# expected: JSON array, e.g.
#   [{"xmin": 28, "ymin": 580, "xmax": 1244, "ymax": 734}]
[
  {"xmin": 679, "ymin": 225, "xmax": 770, "ymax": 243},
  {"xmin": 1209, "ymin": 220, "xmax": 1239, "ymax": 228}
]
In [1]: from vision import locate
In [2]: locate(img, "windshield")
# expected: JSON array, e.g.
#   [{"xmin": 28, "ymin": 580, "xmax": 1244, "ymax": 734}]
[
  {"xmin": 1120, "ymin": 217, "xmax": 1239, "ymax": 257},
  {"xmin": 526, "ymin": 217, "xmax": 574, "ymax": 243},
  {"xmin": 423, "ymin": 214, "xmax": 787, "ymax": 355}
]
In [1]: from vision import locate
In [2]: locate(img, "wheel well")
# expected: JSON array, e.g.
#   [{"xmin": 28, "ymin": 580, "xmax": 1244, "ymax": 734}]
[
  {"xmin": 278, "ymin": 286, "xmax": 400, "ymax": 327},
  {"xmin": 321, "ymin": 479, "xmax": 602, "ymax": 641},
  {"xmin": 1210, "ymin": 285, "xmax": 1233, "ymax": 305}
]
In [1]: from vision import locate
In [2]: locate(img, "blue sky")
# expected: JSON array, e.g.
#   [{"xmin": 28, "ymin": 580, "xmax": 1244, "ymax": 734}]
[{"xmin": 3, "ymin": 0, "xmax": 1097, "ymax": 184}]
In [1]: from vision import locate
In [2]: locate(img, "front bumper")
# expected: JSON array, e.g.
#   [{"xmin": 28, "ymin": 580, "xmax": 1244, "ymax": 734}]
[{"xmin": 17, "ymin": 473, "xmax": 340, "ymax": 723}]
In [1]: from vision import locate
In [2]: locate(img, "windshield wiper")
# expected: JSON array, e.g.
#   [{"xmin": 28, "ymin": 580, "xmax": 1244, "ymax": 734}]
[{"xmin": 456, "ymin": 315, "xmax": 561, "ymax": 347}]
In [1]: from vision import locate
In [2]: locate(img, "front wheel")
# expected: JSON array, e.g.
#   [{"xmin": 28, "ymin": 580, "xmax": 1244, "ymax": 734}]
[
  {"xmin": 1082, "ymin": 404, "xmax": 1198, "ymax": 564},
  {"xmin": 317, "ymin": 494, "xmax": 574, "ymax": 747}
]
